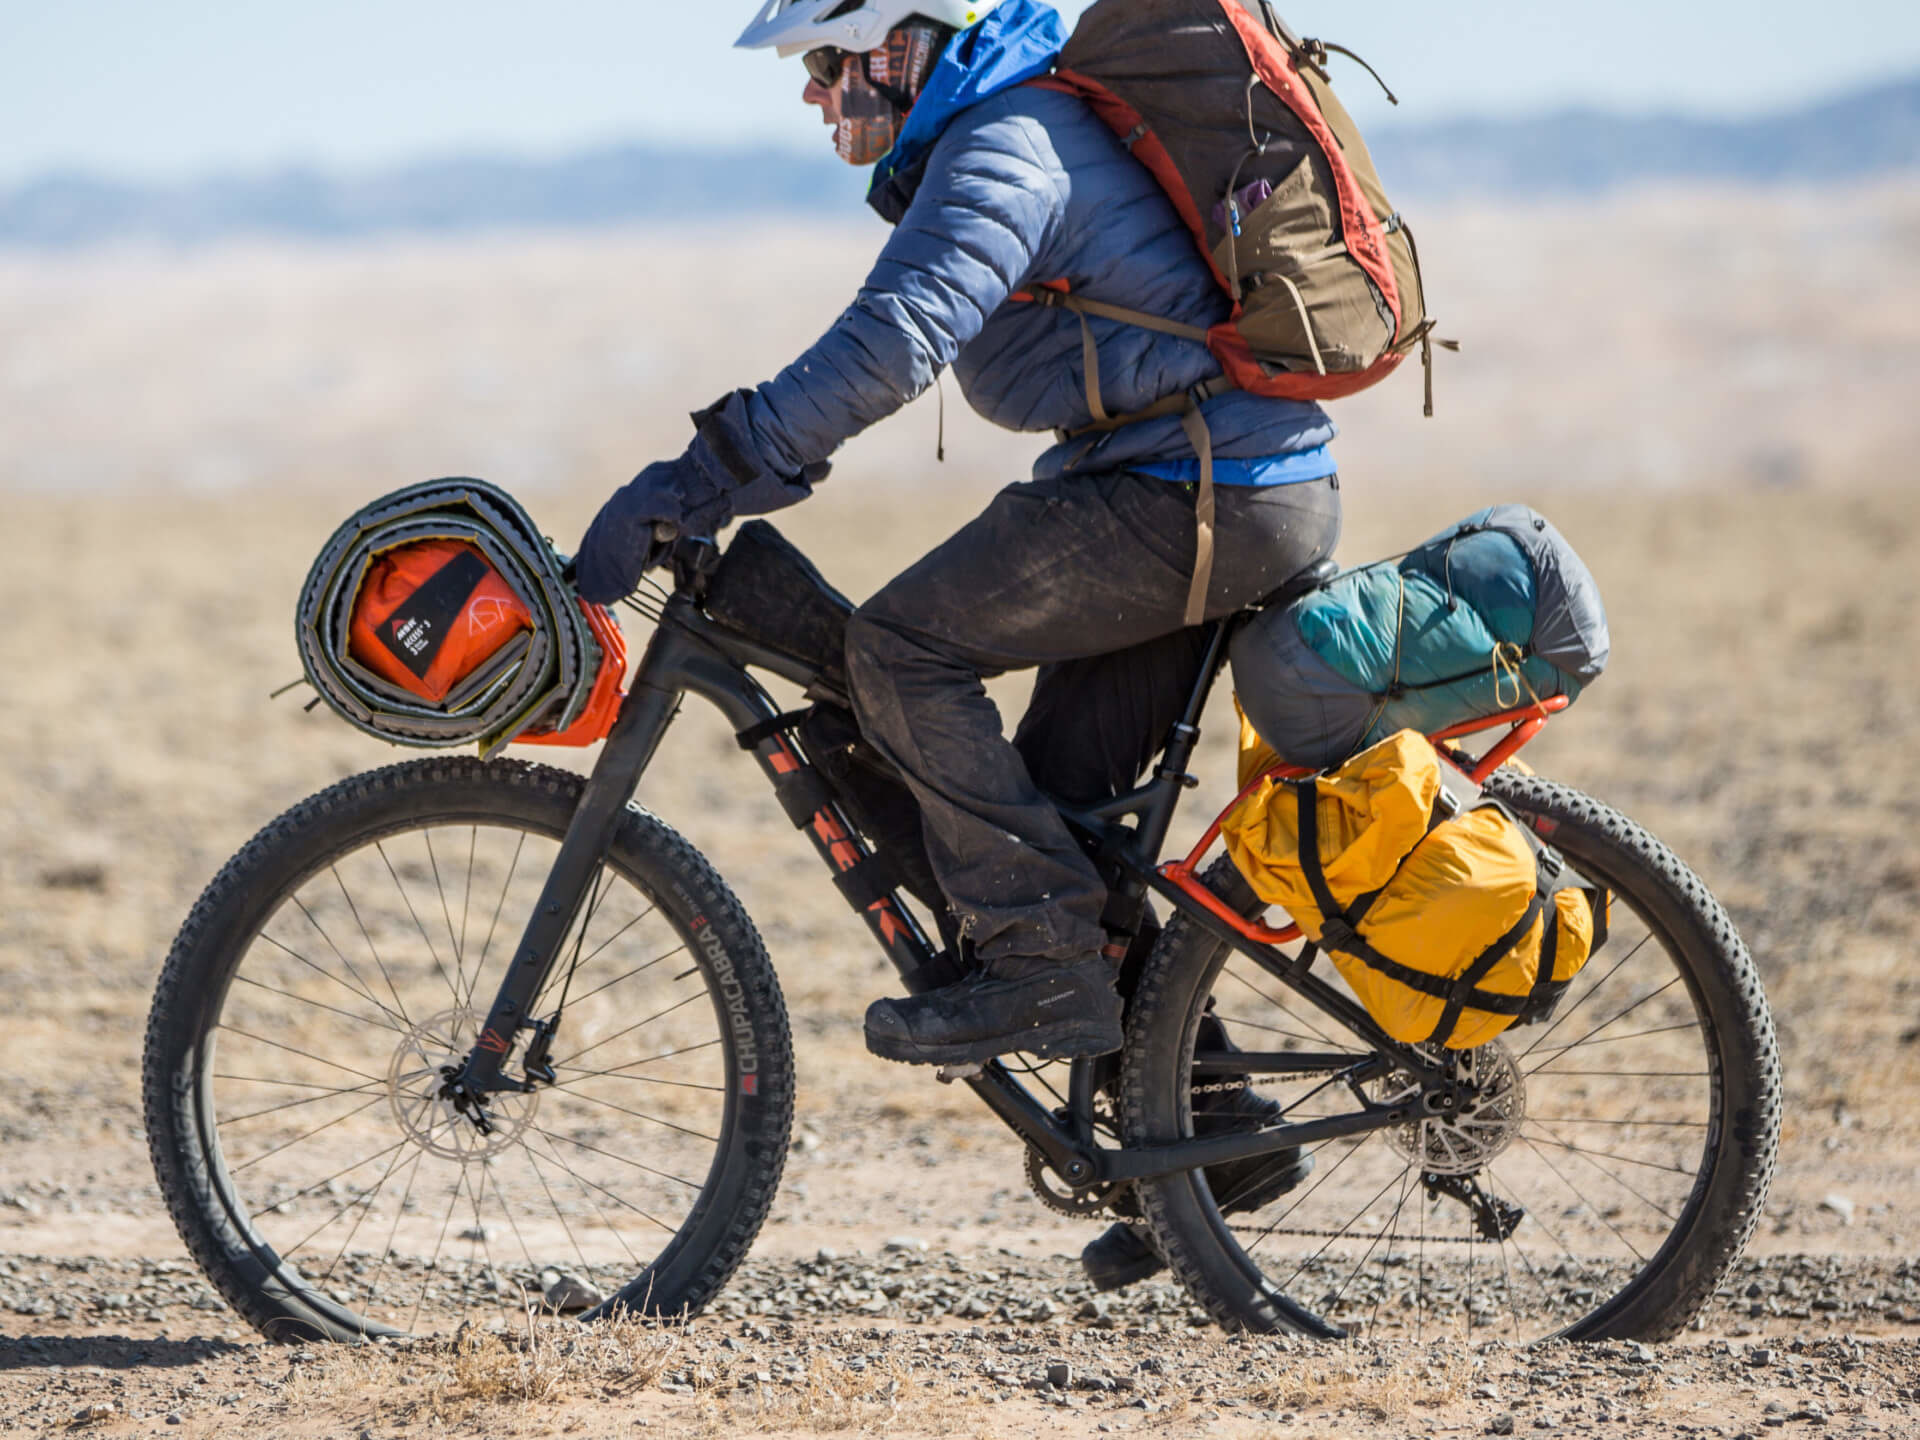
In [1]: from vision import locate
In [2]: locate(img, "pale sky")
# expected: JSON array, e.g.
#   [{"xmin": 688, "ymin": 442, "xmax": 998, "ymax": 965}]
[{"xmin": 3, "ymin": 0, "xmax": 1917, "ymax": 186}]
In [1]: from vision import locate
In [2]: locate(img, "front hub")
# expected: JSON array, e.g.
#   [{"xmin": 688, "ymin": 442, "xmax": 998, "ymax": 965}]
[{"xmin": 387, "ymin": 1007, "xmax": 539, "ymax": 1161}]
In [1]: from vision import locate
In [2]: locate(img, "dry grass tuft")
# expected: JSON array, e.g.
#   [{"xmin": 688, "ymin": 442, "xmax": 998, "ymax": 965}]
[
  {"xmin": 698, "ymin": 1351, "xmax": 942, "ymax": 1435},
  {"xmin": 289, "ymin": 1309, "xmax": 683, "ymax": 1424},
  {"xmin": 1234, "ymin": 1344, "xmax": 1474, "ymax": 1422}
]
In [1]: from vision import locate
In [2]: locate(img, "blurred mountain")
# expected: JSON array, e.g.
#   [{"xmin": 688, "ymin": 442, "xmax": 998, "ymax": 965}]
[
  {"xmin": 2, "ymin": 73, "xmax": 1914, "ymax": 248},
  {"xmin": 1371, "ymin": 73, "xmax": 1920, "ymax": 195}
]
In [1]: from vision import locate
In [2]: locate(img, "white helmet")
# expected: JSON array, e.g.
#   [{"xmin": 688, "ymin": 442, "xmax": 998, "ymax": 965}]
[{"xmin": 736, "ymin": 0, "xmax": 1002, "ymax": 59}]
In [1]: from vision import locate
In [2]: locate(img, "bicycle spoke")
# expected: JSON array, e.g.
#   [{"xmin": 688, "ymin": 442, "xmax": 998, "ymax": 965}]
[
  {"xmin": 1527, "ymin": 1118, "xmax": 1684, "ymax": 1221},
  {"xmin": 1517, "ymin": 1135, "xmax": 1649, "ymax": 1263},
  {"xmin": 283, "ymin": 900, "xmax": 413, "ymax": 1031},
  {"xmin": 408, "ymin": 1164, "xmax": 471, "ymax": 1334},
  {"xmin": 1526, "ymin": 977, "xmax": 1685, "ymax": 1076},
  {"xmin": 221, "ymin": 1078, "xmax": 385, "ymax": 1127},
  {"xmin": 1522, "ymin": 1018, "xmax": 1697, "ymax": 1063},
  {"xmin": 376, "ymin": 840, "xmax": 463, "ymax": 1012},
  {"xmin": 1515, "ymin": 932, "xmax": 1655, "ymax": 1060},
  {"xmin": 228, "ymin": 1094, "xmax": 388, "ymax": 1176},
  {"xmin": 472, "ymin": 831, "xmax": 530, "ymax": 1008},
  {"xmin": 554, "ymin": 1087, "xmax": 722, "ymax": 1145},
  {"xmin": 555, "ymin": 1069, "xmax": 724, "ymax": 1094},
  {"xmin": 551, "ymin": 989, "xmax": 706, "ymax": 1070},
  {"xmin": 1355, "ymin": 1163, "xmax": 1417, "ymax": 1335},
  {"xmin": 520, "ymin": 1142, "xmax": 595, "ymax": 1277},
  {"xmin": 1521, "ymin": 1128, "xmax": 1697, "ymax": 1177},
  {"xmin": 545, "ymin": 934, "xmax": 676, "ymax": 1014},
  {"xmin": 527, "ymin": 1127, "xmax": 668, "ymax": 1256},
  {"xmin": 457, "ymin": 827, "xmax": 477, "ymax": 980},
  {"xmin": 537, "ymin": 1127, "xmax": 703, "ymax": 1193},
  {"xmin": 575, "ymin": 1037, "xmax": 723, "ymax": 1079},
  {"xmin": 216, "ymin": 1024, "xmax": 384, "ymax": 1085},
  {"xmin": 1223, "ymin": 967, "xmax": 1341, "ymax": 1047},
  {"xmin": 330, "ymin": 865, "xmax": 418, "ymax": 1028},
  {"xmin": 231, "ymin": 972, "xmax": 409, "ymax": 1038},
  {"xmin": 424, "ymin": 829, "xmax": 463, "ymax": 990}
]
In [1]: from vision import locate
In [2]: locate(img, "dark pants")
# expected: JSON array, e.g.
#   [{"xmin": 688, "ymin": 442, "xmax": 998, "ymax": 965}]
[{"xmin": 844, "ymin": 469, "xmax": 1342, "ymax": 963}]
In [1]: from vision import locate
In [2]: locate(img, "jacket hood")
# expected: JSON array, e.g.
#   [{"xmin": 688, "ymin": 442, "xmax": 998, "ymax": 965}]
[{"xmin": 867, "ymin": 0, "xmax": 1067, "ymax": 222}]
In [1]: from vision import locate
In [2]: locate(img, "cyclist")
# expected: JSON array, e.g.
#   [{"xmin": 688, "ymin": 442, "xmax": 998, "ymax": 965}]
[{"xmin": 574, "ymin": 0, "xmax": 1336, "ymax": 1281}]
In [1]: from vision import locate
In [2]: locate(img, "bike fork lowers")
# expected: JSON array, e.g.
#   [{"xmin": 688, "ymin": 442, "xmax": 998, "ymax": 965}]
[{"xmin": 449, "ymin": 671, "xmax": 682, "ymax": 1109}]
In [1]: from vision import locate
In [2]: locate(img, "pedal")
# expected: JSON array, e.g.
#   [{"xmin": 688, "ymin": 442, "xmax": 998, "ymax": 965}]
[{"xmin": 935, "ymin": 1062, "xmax": 984, "ymax": 1084}]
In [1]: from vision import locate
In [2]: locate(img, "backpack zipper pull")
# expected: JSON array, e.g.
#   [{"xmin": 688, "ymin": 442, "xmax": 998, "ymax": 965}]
[{"xmin": 1303, "ymin": 39, "xmax": 1400, "ymax": 106}]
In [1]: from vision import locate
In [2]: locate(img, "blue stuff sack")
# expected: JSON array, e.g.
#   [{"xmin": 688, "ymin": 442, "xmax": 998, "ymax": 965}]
[{"xmin": 1230, "ymin": 505, "xmax": 1610, "ymax": 770}]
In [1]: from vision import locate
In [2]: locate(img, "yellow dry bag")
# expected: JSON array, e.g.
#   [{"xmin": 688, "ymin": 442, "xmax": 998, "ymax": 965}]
[{"xmin": 1221, "ymin": 728, "xmax": 1609, "ymax": 1050}]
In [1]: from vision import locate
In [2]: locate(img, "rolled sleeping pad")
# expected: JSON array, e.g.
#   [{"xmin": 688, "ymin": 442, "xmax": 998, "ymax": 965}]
[
  {"xmin": 297, "ymin": 478, "xmax": 602, "ymax": 756},
  {"xmin": 1230, "ymin": 505, "xmax": 1610, "ymax": 771}
]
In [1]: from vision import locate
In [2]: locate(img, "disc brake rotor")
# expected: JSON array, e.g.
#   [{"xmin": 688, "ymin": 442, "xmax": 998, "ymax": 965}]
[
  {"xmin": 1376, "ymin": 1038, "xmax": 1526, "ymax": 1176},
  {"xmin": 387, "ymin": 1007, "xmax": 538, "ymax": 1161}
]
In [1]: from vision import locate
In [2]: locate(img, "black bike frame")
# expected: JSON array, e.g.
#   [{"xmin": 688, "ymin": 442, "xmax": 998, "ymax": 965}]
[{"xmin": 450, "ymin": 584, "xmax": 1454, "ymax": 1191}]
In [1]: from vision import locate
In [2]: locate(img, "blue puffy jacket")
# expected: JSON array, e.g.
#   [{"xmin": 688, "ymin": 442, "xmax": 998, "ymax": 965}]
[{"xmin": 736, "ymin": 0, "xmax": 1336, "ymax": 490}]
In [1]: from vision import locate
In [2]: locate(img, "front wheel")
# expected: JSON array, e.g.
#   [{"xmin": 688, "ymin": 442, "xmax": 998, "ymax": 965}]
[
  {"xmin": 143, "ymin": 758, "xmax": 794, "ymax": 1341},
  {"xmin": 1121, "ymin": 772, "xmax": 1781, "ymax": 1341}
]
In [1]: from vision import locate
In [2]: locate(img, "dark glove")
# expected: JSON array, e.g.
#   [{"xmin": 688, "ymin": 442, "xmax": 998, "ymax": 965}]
[{"xmin": 573, "ymin": 389, "xmax": 829, "ymax": 604}]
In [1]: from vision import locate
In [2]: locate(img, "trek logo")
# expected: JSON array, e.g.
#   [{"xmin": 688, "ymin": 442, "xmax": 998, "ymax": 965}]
[
  {"xmin": 692, "ymin": 916, "xmax": 759, "ymax": 1088},
  {"xmin": 476, "ymin": 1026, "xmax": 511, "ymax": 1055}
]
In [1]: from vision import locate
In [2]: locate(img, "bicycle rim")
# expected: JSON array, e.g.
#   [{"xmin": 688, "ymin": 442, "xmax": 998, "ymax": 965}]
[
  {"xmin": 189, "ymin": 808, "xmax": 735, "ymax": 1335},
  {"xmin": 1159, "ymin": 804, "xmax": 1757, "ymax": 1342}
]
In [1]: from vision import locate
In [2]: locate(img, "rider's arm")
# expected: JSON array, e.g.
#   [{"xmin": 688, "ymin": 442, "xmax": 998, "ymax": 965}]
[{"xmin": 732, "ymin": 103, "xmax": 1069, "ymax": 480}]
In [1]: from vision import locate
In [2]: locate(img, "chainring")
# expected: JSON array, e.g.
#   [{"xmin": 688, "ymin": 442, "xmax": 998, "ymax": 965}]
[{"xmin": 1023, "ymin": 1146, "xmax": 1122, "ymax": 1217}]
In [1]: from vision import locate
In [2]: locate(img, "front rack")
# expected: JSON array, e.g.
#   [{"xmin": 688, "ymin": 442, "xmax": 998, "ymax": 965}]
[{"xmin": 1159, "ymin": 695, "xmax": 1572, "ymax": 946}]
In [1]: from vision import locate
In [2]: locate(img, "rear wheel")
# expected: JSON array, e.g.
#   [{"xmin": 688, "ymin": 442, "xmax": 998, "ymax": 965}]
[
  {"xmin": 143, "ymin": 758, "xmax": 793, "ymax": 1341},
  {"xmin": 1122, "ymin": 773, "xmax": 1780, "ymax": 1340}
]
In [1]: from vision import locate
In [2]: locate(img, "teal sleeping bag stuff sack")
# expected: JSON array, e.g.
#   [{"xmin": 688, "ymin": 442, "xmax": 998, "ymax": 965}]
[{"xmin": 1230, "ymin": 506, "xmax": 1610, "ymax": 770}]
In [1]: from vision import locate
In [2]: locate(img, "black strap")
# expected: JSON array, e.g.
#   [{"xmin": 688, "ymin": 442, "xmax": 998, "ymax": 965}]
[
  {"xmin": 1426, "ymin": 894, "xmax": 1543, "ymax": 1048},
  {"xmin": 831, "ymin": 852, "xmax": 902, "ymax": 912},
  {"xmin": 1290, "ymin": 779, "xmax": 1345, "ymax": 925},
  {"xmin": 770, "ymin": 767, "xmax": 838, "ymax": 829},
  {"xmin": 1524, "ymin": 900, "xmax": 1565, "ymax": 1019},
  {"xmin": 1293, "ymin": 778, "xmax": 1549, "ymax": 1036},
  {"xmin": 736, "ymin": 709, "xmax": 816, "ymax": 751}
]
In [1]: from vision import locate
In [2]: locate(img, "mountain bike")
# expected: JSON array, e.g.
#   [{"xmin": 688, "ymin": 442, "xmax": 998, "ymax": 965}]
[{"xmin": 143, "ymin": 531, "xmax": 1780, "ymax": 1343}]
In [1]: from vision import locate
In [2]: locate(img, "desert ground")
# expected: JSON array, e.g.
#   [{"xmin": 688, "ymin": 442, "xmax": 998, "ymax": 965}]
[{"xmin": 0, "ymin": 181, "xmax": 1917, "ymax": 1437}]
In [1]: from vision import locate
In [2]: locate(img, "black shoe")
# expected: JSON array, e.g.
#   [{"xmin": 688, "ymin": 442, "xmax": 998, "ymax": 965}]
[
  {"xmin": 864, "ymin": 954, "xmax": 1124, "ymax": 1067},
  {"xmin": 1079, "ymin": 1014, "xmax": 1314, "ymax": 1291},
  {"xmin": 1082, "ymin": 1222, "xmax": 1164, "ymax": 1293}
]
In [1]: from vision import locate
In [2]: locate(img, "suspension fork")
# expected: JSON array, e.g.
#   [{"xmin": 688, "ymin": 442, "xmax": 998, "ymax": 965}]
[{"xmin": 453, "ymin": 647, "xmax": 686, "ymax": 1099}]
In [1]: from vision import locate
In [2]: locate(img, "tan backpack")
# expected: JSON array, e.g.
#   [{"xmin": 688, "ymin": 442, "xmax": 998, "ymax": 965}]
[{"xmin": 1028, "ymin": 1, "xmax": 1450, "ymax": 620}]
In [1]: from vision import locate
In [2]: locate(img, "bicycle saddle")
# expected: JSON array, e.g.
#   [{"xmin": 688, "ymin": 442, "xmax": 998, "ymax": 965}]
[{"xmin": 1253, "ymin": 556, "xmax": 1339, "ymax": 611}]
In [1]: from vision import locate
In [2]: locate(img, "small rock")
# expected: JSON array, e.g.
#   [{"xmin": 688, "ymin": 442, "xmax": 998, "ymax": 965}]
[
  {"xmin": 456, "ymin": 1225, "xmax": 493, "ymax": 1243},
  {"xmin": 1473, "ymin": 1383, "xmax": 1502, "ymax": 1400},
  {"xmin": 1047, "ymin": 1361, "xmax": 1073, "ymax": 1389},
  {"xmin": 1746, "ymin": 1346, "xmax": 1774, "ymax": 1368},
  {"xmin": 1819, "ymin": 1194, "xmax": 1855, "ymax": 1226},
  {"xmin": 1488, "ymin": 1415, "xmax": 1517, "ymax": 1436},
  {"xmin": 72, "ymin": 1403, "xmax": 117, "ymax": 1425},
  {"xmin": 538, "ymin": 1268, "xmax": 605, "ymax": 1314},
  {"xmin": 883, "ymin": 1236, "xmax": 927, "ymax": 1253}
]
